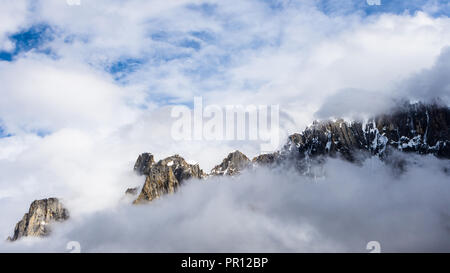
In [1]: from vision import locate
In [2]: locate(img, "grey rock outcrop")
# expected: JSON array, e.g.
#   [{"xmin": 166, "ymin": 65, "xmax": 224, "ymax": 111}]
[
  {"xmin": 283, "ymin": 102, "xmax": 449, "ymax": 160},
  {"xmin": 133, "ymin": 155, "xmax": 205, "ymax": 204},
  {"xmin": 8, "ymin": 198, "xmax": 69, "ymax": 241},
  {"xmin": 371, "ymin": 102, "xmax": 449, "ymax": 158},
  {"xmin": 211, "ymin": 150, "xmax": 251, "ymax": 176}
]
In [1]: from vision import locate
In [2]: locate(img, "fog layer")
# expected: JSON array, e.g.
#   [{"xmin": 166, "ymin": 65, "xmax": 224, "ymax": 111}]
[{"xmin": 2, "ymin": 154, "xmax": 449, "ymax": 252}]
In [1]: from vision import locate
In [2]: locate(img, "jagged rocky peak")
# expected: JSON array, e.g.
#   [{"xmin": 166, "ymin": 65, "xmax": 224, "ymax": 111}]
[
  {"xmin": 283, "ymin": 119, "xmax": 367, "ymax": 162},
  {"xmin": 252, "ymin": 152, "xmax": 280, "ymax": 166},
  {"xmin": 159, "ymin": 155, "xmax": 205, "ymax": 182},
  {"xmin": 133, "ymin": 153, "xmax": 155, "ymax": 175},
  {"xmin": 133, "ymin": 154, "xmax": 205, "ymax": 204},
  {"xmin": 211, "ymin": 150, "xmax": 251, "ymax": 176},
  {"xmin": 283, "ymin": 102, "xmax": 450, "ymax": 164},
  {"xmin": 129, "ymin": 102, "xmax": 448, "ymax": 203},
  {"xmin": 8, "ymin": 198, "xmax": 69, "ymax": 242},
  {"xmin": 373, "ymin": 102, "xmax": 449, "ymax": 157},
  {"xmin": 125, "ymin": 187, "xmax": 139, "ymax": 196}
]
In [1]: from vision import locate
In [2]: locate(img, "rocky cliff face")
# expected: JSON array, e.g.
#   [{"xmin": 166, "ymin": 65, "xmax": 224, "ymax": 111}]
[
  {"xmin": 8, "ymin": 198, "xmax": 69, "ymax": 241},
  {"xmin": 130, "ymin": 151, "xmax": 250, "ymax": 204},
  {"xmin": 274, "ymin": 102, "xmax": 450, "ymax": 175},
  {"xmin": 133, "ymin": 154, "xmax": 205, "ymax": 204},
  {"xmin": 252, "ymin": 152, "xmax": 280, "ymax": 166},
  {"xmin": 133, "ymin": 153, "xmax": 155, "ymax": 175},
  {"xmin": 128, "ymin": 102, "xmax": 449, "ymax": 201},
  {"xmin": 210, "ymin": 150, "xmax": 251, "ymax": 176},
  {"xmin": 372, "ymin": 103, "xmax": 449, "ymax": 158},
  {"xmin": 282, "ymin": 103, "xmax": 449, "ymax": 164}
]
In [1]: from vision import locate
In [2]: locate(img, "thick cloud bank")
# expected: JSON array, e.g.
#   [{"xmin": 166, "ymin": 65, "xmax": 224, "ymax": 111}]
[{"xmin": 2, "ymin": 154, "xmax": 449, "ymax": 252}]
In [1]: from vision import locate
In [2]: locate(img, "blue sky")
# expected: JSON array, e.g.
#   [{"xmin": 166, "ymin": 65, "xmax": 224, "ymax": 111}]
[
  {"xmin": 315, "ymin": 0, "xmax": 449, "ymax": 16},
  {"xmin": 113, "ymin": 0, "xmax": 450, "ymax": 83},
  {"xmin": 0, "ymin": 24, "xmax": 54, "ymax": 62},
  {"xmin": 0, "ymin": 125, "xmax": 12, "ymax": 138},
  {"xmin": 2, "ymin": 1, "xmax": 447, "ymax": 66},
  {"xmin": 1, "ymin": 0, "xmax": 448, "ymax": 78}
]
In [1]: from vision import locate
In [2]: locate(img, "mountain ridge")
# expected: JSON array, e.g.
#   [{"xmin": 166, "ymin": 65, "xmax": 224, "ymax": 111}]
[
  {"xmin": 129, "ymin": 102, "xmax": 449, "ymax": 203},
  {"xmin": 7, "ymin": 102, "xmax": 450, "ymax": 240}
]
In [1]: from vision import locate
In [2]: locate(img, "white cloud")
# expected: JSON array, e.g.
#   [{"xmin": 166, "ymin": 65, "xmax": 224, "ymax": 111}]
[
  {"xmin": 2, "ymin": 154, "xmax": 450, "ymax": 252},
  {"xmin": 0, "ymin": 55, "xmax": 140, "ymax": 134},
  {"xmin": 218, "ymin": 11, "xmax": 450, "ymax": 127},
  {"xmin": 0, "ymin": 1, "xmax": 28, "ymax": 51}
]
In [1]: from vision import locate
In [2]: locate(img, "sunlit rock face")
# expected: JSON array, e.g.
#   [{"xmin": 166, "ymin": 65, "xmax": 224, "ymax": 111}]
[
  {"xmin": 8, "ymin": 198, "xmax": 69, "ymax": 241},
  {"xmin": 210, "ymin": 150, "xmax": 251, "ymax": 176},
  {"xmin": 131, "ymin": 151, "xmax": 252, "ymax": 205},
  {"xmin": 133, "ymin": 155, "xmax": 205, "ymax": 204}
]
